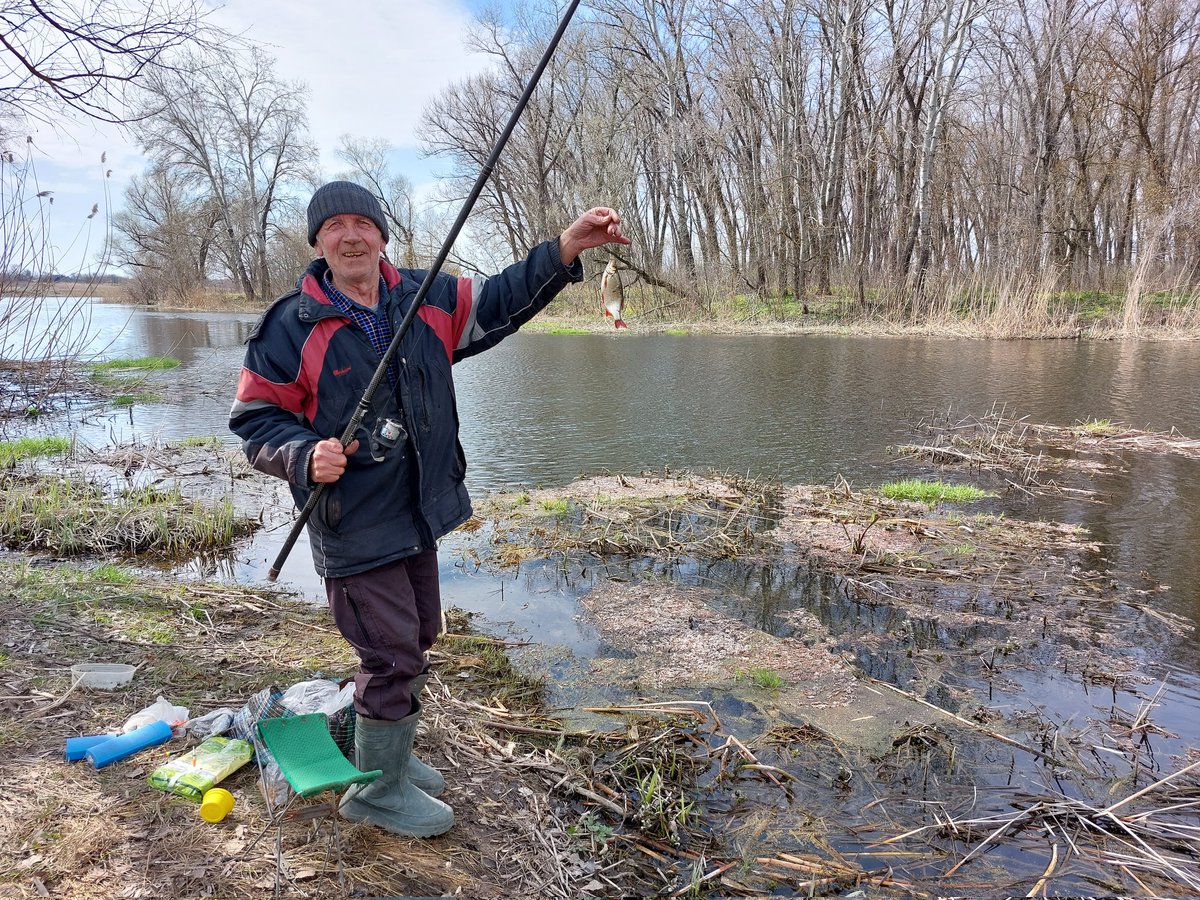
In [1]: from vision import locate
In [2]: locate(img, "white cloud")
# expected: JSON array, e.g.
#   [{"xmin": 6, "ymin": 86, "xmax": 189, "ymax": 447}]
[{"xmin": 208, "ymin": 0, "xmax": 494, "ymax": 171}]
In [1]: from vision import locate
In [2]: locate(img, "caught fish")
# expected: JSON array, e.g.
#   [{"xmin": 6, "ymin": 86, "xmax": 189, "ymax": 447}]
[{"xmin": 600, "ymin": 257, "xmax": 627, "ymax": 329}]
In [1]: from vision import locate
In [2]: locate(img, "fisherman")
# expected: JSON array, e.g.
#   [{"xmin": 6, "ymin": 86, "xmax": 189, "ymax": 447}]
[{"xmin": 230, "ymin": 181, "xmax": 628, "ymax": 837}]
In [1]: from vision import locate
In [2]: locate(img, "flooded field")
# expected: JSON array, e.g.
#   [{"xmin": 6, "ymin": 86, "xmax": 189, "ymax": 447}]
[{"xmin": 3, "ymin": 300, "xmax": 1199, "ymax": 895}]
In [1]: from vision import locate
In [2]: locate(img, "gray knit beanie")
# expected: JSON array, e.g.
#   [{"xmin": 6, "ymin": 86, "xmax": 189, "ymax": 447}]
[{"xmin": 306, "ymin": 181, "xmax": 389, "ymax": 246}]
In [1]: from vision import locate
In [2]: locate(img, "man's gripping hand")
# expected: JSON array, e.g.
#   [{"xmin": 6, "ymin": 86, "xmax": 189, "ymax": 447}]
[{"xmin": 309, "ymin": 437, "xmax": 360, "ymax": 484}]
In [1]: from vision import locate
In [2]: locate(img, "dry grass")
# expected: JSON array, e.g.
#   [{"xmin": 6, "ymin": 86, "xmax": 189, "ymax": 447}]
[
  {"xmin": 473, "ymin": 472, "xmax": 778, "ymax": 564},
  {"xmin": 0, "ymin": 567, "xmax": 651, "ymax": 899},
  {"xmin": 0, "ymin": 563, "xmax": 902, "ymax": 899}
]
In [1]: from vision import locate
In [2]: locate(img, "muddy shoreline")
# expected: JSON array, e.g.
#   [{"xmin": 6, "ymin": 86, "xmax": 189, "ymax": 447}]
[{"xmin": 2, "ymin": 423, "xmax": 1199, "ymax": 897}]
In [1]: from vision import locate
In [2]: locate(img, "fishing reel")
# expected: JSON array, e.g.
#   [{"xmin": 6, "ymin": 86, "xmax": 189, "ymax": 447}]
[{"xmin": 369, "ymin": 417, "xmax": 407, "ymax": 463}]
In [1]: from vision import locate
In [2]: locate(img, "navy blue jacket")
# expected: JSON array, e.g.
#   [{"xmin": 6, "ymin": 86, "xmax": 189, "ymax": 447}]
[{"xmin": 230, "ymin": 239, "xmax": 582, "ymax": 577}]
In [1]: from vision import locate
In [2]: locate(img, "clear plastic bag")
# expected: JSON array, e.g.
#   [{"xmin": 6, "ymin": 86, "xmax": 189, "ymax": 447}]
[
  {"xmin": 280, "ymin": 679, "xmax": 355, "ymax": 716},
  {"xmin": 123, "ymin": 695, "xmax": 189, "ymax": 733},
  {"xmin": 182, "ymin": 708, "xmax": 236, "ymax": 740},
  {"xmin": 257, "ymin": 747, "xmax": 292, "ymax": 810}
]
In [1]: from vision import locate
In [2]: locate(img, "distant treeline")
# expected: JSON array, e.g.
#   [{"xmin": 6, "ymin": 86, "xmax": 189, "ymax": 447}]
[{"xmin": 2, "ymin": 272, "xmax": 128, "ymax": 285}]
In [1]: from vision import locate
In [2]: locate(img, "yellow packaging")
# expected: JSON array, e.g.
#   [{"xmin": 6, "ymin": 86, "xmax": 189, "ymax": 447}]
[{"xmin": 148, "ymin": 735, "xmax": 253, "ymax": 802}]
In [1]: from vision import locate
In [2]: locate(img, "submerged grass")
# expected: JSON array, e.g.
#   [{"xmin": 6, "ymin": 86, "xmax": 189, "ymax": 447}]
[{"xmin": 112, "ymin": 392, "xmax": 162, "ymax": 406}]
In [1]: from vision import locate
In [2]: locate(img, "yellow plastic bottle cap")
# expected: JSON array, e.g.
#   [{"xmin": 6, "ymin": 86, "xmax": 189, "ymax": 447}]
[{"xmin": 199, "ymin": 787, "xmax": 235, "ymax": 823}]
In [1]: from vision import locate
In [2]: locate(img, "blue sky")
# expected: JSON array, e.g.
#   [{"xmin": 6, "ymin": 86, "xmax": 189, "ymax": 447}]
[{"xmin": 20, "ymin": 0, "xmax": 502, "ymax": 275}]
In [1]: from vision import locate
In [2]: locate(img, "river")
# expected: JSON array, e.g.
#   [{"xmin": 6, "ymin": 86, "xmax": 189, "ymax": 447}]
[{"xmin": 8, "ymin": 298, "xmax": 1200, "ymax": 733}]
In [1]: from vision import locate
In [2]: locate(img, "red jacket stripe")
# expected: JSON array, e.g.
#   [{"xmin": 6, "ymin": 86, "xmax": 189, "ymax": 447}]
[
  {"xmin": 235, "ymin": 367, "xmax": 306, "ymax": 415},
  {"xmin": 418, "ymin": 305, "xmax": 455, "ymax": 363},
  {"xmin": 301, "ymin": 272, "xmax": 332, "ymax": 303}
]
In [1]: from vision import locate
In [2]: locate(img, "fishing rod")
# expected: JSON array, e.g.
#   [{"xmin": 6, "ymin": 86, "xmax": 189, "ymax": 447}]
[{"xmin": 268, "ymin": 0, "xmax": 584, "ymax": 581}]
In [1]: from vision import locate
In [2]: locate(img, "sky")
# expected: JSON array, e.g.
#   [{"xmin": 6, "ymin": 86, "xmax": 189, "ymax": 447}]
[{"xmin": 17, "ymin": 0, "xmax": 500, "ymax": 275}]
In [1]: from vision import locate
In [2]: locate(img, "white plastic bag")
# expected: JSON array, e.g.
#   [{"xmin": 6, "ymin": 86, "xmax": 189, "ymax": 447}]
[
  {"xmin": 280, "ymin": 679, "xmax": 354, "ymax": 717},
  {"xmin": 123, "ymin": 695, "xmax": 189, "ymax": 732}
]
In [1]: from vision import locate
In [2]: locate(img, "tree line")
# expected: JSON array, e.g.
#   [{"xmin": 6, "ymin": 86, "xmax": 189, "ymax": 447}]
[
  {"xmin": 429, "ymin": 0, "xmax": 1199, "ymax": 319},
  {"xmin": 10, "ymin": 0, "xmax": 1196, "ymax": 322}
]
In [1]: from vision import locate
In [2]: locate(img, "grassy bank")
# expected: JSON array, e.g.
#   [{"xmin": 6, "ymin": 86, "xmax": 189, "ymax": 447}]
[{"xmin": 94, "ymin": 280, "xmax": 1200, "ymax": 340}]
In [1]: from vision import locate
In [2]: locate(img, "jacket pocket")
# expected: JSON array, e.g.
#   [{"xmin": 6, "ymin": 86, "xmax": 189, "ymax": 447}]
[
  {"xmin": 317, "ymin": 481, "xmax": 344, "ymax": 532},
  {"xmin": 414, "ymin": 367, "xmax": 432, "ymax": 432}
]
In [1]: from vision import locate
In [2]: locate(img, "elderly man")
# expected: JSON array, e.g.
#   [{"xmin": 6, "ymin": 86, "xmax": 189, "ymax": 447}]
[{"xmin": 230, "ymin": 181, "xmax": 628, "ymax": 837}]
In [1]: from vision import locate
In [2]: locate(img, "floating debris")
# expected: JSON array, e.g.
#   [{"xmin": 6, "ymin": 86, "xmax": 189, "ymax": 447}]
[{"xmin": 897, "ymin": 406, "xmax": 1200, "ymax": 496}]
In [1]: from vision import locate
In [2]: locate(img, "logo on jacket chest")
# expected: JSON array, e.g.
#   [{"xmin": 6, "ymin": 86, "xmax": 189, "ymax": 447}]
[{"xmin": 333, "ymin": 366, "xmax": 352, "ymax": 376}]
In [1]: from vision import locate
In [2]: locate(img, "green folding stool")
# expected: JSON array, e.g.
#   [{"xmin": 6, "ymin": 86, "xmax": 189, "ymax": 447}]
[{"xmin": 250, "ymin": 713, "xmax": 382, "ymax": 897}]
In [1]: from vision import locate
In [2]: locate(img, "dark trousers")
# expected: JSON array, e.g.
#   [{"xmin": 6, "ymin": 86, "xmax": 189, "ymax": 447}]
[{"xmin": 324, "ymin": 550, "xmax": 441, "ymax": 720}]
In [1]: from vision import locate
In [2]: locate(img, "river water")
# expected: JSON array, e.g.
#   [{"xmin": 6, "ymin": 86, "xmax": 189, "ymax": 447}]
[
  {"xmin": 10, "ymin": 299, "xmax": 1200, "ymax": 701},
  {"xmin": 20, "ymin": 301, "xmax": 1196, "ymax": 611}
]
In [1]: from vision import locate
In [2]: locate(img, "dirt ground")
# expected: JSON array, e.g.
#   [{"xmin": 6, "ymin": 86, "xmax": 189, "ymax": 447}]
[{"xmin": 0, "ymin": 571, "xmax": 667, "ymax": 900}]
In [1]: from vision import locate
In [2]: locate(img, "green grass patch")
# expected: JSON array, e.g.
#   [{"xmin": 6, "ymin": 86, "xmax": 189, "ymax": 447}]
[
  {"xmin": 540, "ymin": 498, "xmax": 570, "ymax": 517},
  {"xmin": 542, "ymin": 325, "xmax": 590, "ymax": 335},
  {"xmin": 91, "ymin": 356, "xmax": 181, "ymax": 374},
  {"xmin": 664, "ymin": 328, "xmax": 688, "ymax": 336},
  {"xmin": 880, "ymin": 479, "xmax": 994, "ymax": 505},
  {"xmin": 92, "ymin": 563, "xmax": 136, "ymax": 584},
  {"xmin": 1079, "ymin": 418, "xmax": 1116, "ymax": 435},
  {"xmin": 90, "ymin": 356, "xmax": 180, "ymax": 390},
  {"xmin": 0, "ymin": 436, "xmax": 70, "ymax": 466},
  {"xmin": 1050, "ymin": 290, "xmax": 1123, "ymax": 322},
  {"xmin": 176, "ymin": 436, "xmax": 223, "ymax": 448},
  {"xmin": 738, "ymin": 667, "xmax": 784, "ymax": 690}
]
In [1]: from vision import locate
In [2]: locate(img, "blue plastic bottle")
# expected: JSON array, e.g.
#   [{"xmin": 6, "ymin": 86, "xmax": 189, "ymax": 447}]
[
  {"xmin": 64, "ymin": 733, "xmax": 119, "ymax": 762},
  {"xmin": 86, "ymin": 720, "xmax": 173, "ymax": 768}
]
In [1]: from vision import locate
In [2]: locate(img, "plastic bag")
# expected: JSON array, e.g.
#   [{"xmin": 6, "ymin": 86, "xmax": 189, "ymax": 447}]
[
  {"xmin": 227, "ymin": 686, "xmax": 287, "ymax": 745},
  {"xmin": 258, "ymin": 747, "xmax": 292, "ymax": 810},
  {"xmin": 281, "ymin": 679, "xmax": 355, "ymax": 717},
  {"xmin": 148, "ymin": 735, "xmax": 254, "ymax": 801},
  {"xmin": 123, "ymin": 695, "xmax": 189, "ymax": 733},
  {"xmin": 182, "ymin": 708, "xmax": 236, "ymax": 740}
]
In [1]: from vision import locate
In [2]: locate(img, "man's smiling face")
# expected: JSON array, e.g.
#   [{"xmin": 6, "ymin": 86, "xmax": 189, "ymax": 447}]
[{"xmin": 314, "ymin": 213, "xmax": 387, "ymax": 289}]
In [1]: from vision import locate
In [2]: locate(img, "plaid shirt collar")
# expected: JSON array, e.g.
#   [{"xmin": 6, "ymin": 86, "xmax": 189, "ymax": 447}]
[{"xmin": 322, "ymin": 270, "xmax": 398, "ymax": 386}]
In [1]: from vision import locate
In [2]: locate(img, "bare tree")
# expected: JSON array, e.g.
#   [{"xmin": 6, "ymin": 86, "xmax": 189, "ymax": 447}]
[
  {"xmin": 0, "ymin": 0, "xmax": 214, "ymax": 125},
  {"xmin": 112, "ymin": 162, "xmax": 217, "ymax": 304},
  {"xmin": 335, "ymin": 135, "xmax": 418, "ymax": 267},
  {"xmin": 128, "ymin": 46, "xmax": 315, "ymax": 304},
  {"xmin": 418, "ymin": 0, "xmax": 1199, "ymax": 327}
]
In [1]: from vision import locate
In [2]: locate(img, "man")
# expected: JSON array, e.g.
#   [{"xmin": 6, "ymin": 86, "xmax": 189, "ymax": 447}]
[{"xmin": 230, "ymin": 181, "xmax": 629, "ymax": 837}]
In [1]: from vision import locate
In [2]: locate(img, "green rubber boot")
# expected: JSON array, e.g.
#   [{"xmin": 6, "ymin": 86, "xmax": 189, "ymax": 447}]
[
  {"xmin": 406, "ymin": 670, "xmax": 445, "ymax": 797},
  {"xmin": 340, "ymin": 698, "xmax": 454, "ymax": 838}
]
